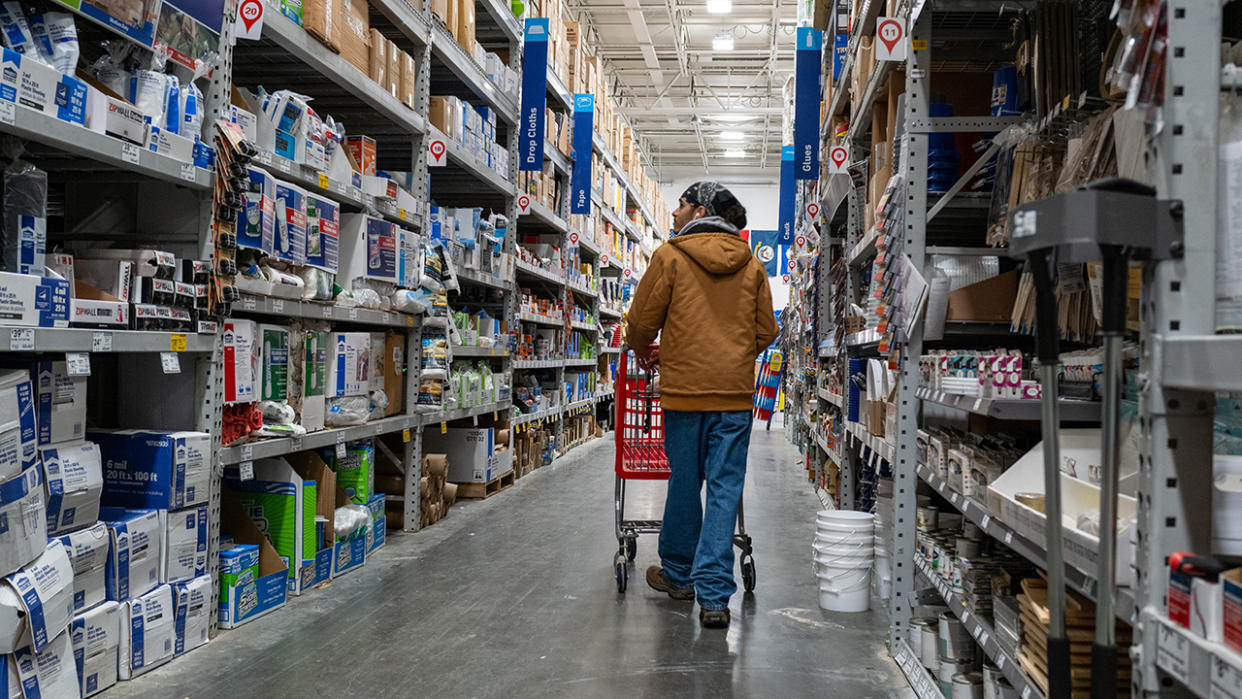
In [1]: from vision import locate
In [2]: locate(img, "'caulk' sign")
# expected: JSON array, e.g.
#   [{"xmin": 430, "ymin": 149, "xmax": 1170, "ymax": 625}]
[
  {"xmin": 876, "ymin": 18, "xmax": 907, "ymax": 61},
  {"xmin": 828, "ymin": 145, "xmax": 849, "ymax": 174}
]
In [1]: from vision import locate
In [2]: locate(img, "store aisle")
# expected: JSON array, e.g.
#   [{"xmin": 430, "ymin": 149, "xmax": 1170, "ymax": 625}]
[{"xmin": 112, "ymin": 422, "xmax": 912, "ymax": 699}]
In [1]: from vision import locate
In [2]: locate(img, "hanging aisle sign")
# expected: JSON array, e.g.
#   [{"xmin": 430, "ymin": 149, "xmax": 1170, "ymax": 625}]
[
  {"xmin": 571, "ymin": 94, "xmax": 594, "ymax": 214},
  {"xmin": 779, "ymin": 146, "xmax": 796, "ymax": 244},
  {"xmin": 519, "ymin": 18, "xmax": 550, "ymax": 171},
  {"xmin": 794, "ymin": 27, "xmax": 823, "ymax": 180}
]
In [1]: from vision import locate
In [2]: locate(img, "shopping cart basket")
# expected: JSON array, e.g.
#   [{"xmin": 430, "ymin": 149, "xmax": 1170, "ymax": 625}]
[{"xmin": 613, "ymin": 346, "xmax": 756, "ymax": 594}]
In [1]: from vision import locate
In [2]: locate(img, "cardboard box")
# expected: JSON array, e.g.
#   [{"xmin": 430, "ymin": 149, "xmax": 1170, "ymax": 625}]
[
  {"xmin": 224, "ymin": 319, "xmax": 258, "ymax": 404},
  {"xmin": 40, "ymin": 441, "xmax": 103, "ymax": 536},
  {"xmin": 369, "ymin": 28, "xmax": 388, "ymax": 87},
  {"xmin": 429, "ymin": 96, "xmax": 452, "ymax": 133},
  {"xmin": 330, "ymin": 477, "xmax": 365, "ymax": 576},
  {"xmin": 430, "ymin": 0, "xmax": 448, "ymax": 22},
  {"xmin": 118, "ymin": 584, "xmax": 174, "ymax": 679},
  {"xmin": 399, "ymin": 52, "xmax": 417, "ymax": 109},
  {"xmin": 241, "ymin": 166, "xmax": 276, "ymax": 254},
  {"xmin": 383, "ymin": 331, "xmax": 404, "ymax": 415},
  {"xmin": 218, "ymin": 544, "xmax": 259, "ymax": 621},
  {"xmin": 386, "ymin": 39, "xmax": 401, "ymax": 98},
  {"xmin": 1224, "ymin": 568, "xmax": 1242, "ymax": 655},
  {"xmin": 172, "ymin": 575, "xmax": 210, "ymax": 656},
  {"xmin": 70, "ymin": 298, "xmax": 128, "ymax": 328},
  {"xmin": 339, "ymin": 214, "xmax": 398, "ymax": 286},
  {"xmin": 946, "ymin": 270, "xmax": 1020, "ymax": 322},
  {"xmin": 0, "ymin": 370, "xmax": 37, "ymax": 482},
  {"xmin": 339, "ymin": 0, "xmax": 371, "ymax": 74},
  {"xmin": 257, "ymin": 324, "xmax": 292, "ymax": 402},
  {"xmin": 366, "ymin": 493, "xmax": 385, "ymax": 553},
  {"xmin": 296, "ymin": 330, "xmax": 328, "ymax": 432},
  {"xmin": 71, "ymin": 600, "xmax": 120, "ymax": 697},
  {"xmin": 31, "ymin": 361, "xmax": 85, "ymax": 447},
  {"xmin": 162, "ymin": 505, "xmax": 208, "ymax": 584},
  {"xmin": 284, "ymin": 453, "xmax": 335, "ymax": 591},
  {"xmin": 93, "ymin": 430, "xmax": 210, "ymax": 510},
  {"xmin": 146, "ymin": 126, "xmax": 195, "ymax": 162},
  {"xmin": 0, "ymin": 49, "xmax": 88, "ymax": 126},
  {"xmin": 99, "ymin": 508, "xmax": 162, "ymax": 602},
  {"xmin": 230, "ymin": 458, "xmax": 318, "ymax": 595},
  {"xmin": 217, "ymin": 488, "xmax": 288, "ymax": 628},
  {"xmin": 0, "ymin": 272, "xmax": 69, "ymax": 328},
  {"xmin": 273, "ymin": 181, "xmax": 308, "ymax": 265},
  {"xmin": 81, "ymin": 81, "xmax": 148, "ymax": 146},
  {"xmin": 424, "ymin": 427, "xmax": 514, "ymax": 484},
  {"xmin": 8, "ymin": 627, "xmax": 78, "ymax": 699},
  {"xmin": 0, "ymin": 467, "xmax": 45, "ymax": 579},
  {"xmin": 57, "ymin": 522, "xmax": 108, "ymax": 614},
  {"xmin": 0, "ymin": 540, "xmax": 72, "ymax": 654},
  {"xmin": 327, "ymin": 332, "xmax": 371, "ymax": 397},
  {"xmin": 304, "ymin": 0, "xmax": 341, "ymax": 51},
  {"xmin": 328, "ymin": 441, "xmax": 373, "ymax": 505},
  {"xmin": 345, "ymin": 135, "xmax": 376, "ymax": 176},
  {"xmin": 454, "ymin": 0, "xmax": 474, "ymax": 53}
]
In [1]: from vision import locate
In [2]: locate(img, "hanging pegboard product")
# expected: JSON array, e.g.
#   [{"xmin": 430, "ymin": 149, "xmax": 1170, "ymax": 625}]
[{"xmin": 211, "ymin": 121, "xmax": 258, "ymax": 317}]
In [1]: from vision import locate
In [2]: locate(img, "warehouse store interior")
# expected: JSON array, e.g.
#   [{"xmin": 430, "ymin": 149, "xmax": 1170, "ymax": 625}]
[{"xmin": 0, "ymin": 0, "xmax": 1235, "ymax": 695}]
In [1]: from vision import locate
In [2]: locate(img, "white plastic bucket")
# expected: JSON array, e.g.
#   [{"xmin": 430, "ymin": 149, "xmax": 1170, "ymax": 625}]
[
  {"xmin": 939, "ymin": 659, "xmax": 974, "ymax": 695},
  {"xmin": 816, "ymin": 567, "xmax": 871, "ymax": 612},
  {"xmin": 816, "ymin": 511, "xmax": 876, "ymax": 535}
]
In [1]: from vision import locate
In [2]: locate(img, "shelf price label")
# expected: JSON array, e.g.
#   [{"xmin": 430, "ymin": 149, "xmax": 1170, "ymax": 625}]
[
  {"xmin": 169, "ymin": 333, "xmax": 187, "ymax": 351},
  {"xmin": 402, "ymin": 429, "xmax": 411, "ymax": 443},
  {"xmin": 65, "ymin": 352, "xmax": 90, "ymax": 377},
  {"xmin": 335, "ymin": 439, "xmax": 346, "ymax": 459},
  {"xmin": 1157, "ymin": 622, "xmax": 1192, "ymax": 685},
  {"xmin": 179, "ymin": 163, "xmax": 196, "ymax": 182},
  {"xmin": 440, "ymin": 422, "xmax": 447, "ymax": 434},
  {"xmin": 91, "ymin": 332, "xmax": 112, "ymax": 352},
  {"xmin": 9, "ymin": 328, "xmax": 33, "ymax": 351},
  {"xmin": 160, "ymin": 352, "xmax": 181, "ymax": 374},
  {"xmin": 239, "ymin": 460, "xmax": 254, "ymax": 481},
  {"xmin": 1211, "ymin": 656, "xmax": 1242, "ymax": 699},
  {"xmin": 271, "ymin": 299, "xmax": 284, "ymax": 313},
  {"xmin": 121, "ymin": 143, "xmax": 141, "ymax": 165},
  {"xmin": 0, "ymin": 101, "xmax": 13, "ymax": 125},
  {"xmin": 318, "ymin": 174, "xmax": 330, "ymax": 190}
]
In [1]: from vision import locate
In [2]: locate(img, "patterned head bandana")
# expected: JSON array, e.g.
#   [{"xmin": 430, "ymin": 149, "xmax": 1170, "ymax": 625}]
[{"xmin": 680, "ymin": 181, "xmax": 747, "ymax": 230}]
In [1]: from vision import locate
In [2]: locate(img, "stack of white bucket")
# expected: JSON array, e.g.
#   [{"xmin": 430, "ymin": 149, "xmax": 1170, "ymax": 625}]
[
  {"xmin": 873, "ymin": 479, "xmax": 894, "ymax": 600},
  {"xmin": 813, "ymin": 510, "xmax": 875, "ymax": 612}
]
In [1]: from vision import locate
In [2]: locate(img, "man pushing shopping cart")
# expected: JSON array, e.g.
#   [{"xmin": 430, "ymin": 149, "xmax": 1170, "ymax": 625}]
[{"xmin": 619, "ymin": 182, "xmax": 778, "ymax": 629}]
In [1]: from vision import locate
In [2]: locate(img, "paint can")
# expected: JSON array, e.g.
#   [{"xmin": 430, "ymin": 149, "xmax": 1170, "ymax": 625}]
[
  {"xmin": 917, "ymin": 506, "xmax": 939, "ymax": 531},
  {"xmin": 952, "ymin": 672, "xmax": 984, "ymax": 699},
  {"xmin": 938, "ymin": 612, "xmax": 973, "ymax": 661},
  {"xmin": 921, "ymin": 617, "xmax": 941, "ymax": 670}
]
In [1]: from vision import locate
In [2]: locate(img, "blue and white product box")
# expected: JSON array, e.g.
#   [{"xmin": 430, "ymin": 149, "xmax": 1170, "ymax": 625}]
[
  {"xmin": 332, "ymin": 532, "xmax": 366, "ymax": 578},
  {"xmin": 40, "ymin": 441, "xmax": 102, "ymax": 536},
  {"xmin": 241, "ymin": 166, "xmax": 276, "ymax": 254},
  {"xmin": 397, "ymin": 227, "xmax": 421, "ymax": 289},
  {"xmin": 338, "ymin": 214, "xmax": 398, "ymax": 286},
  {"xmin": 218, "ymin": 545, "xmax": 259, "ymax": 626},
  {"xmin": 0, "ymin": 272, "xmax": 69, "ymax": 328},
  {"xmin": 118, "ymin": 583, "xmax": 173, "ymax": 680},
  {"xmin": 98, "ymin": 508, "xmax": 161, "ymax": 602},
  {"xmin": 93, "ymin": 430, "xmax": 210, "ymax": 510},
  {"xmin": 0, "ymin": 540, "xmax": 72, "ymax": 654},
  {"xmin": 327, "ymin": 332, "xmax": 370, "ymax": 397},
  {"xmin": 0, "ymin": 467, "xmax": 45, "ymax": 579},
  {"xmin": 146, "ymin": 125, "xmax": 195, "ymax": 162},
  {"xmin": 366, "ymin": 493, "xmax": 385, "ymax": 553},
  {"xmin": 32, "ymin": 360, "xmax": 86, "ymax": 445},
  {"xmin": 7, "ymin": 626, "xmax": 79, "ymax": 699},
  {"xmin": 304, "ymin": 193, "xmax": 340, "ymax": 273},
  {"xmin": 172, "ymin": 575, "xmax": 209, "ymax": 656},
  {"xmin": 161, "ymin": 505, "xmax": 207, "ymax": 584},
  {"xmin": 0, "ymin": 48, "xmax": 87, "ymax": 125},
  {"xmin": 71, "ymin": 600, "xmax": 119, "ymax": 697},
  {"xmin": 0, "ymin": 370, "xmax": 37, "ymax": 481},
  {"xmin": 273, "ymin": 181, "xmax": 308, "ymax": 265},
  {"xmin": 57, "ymin": 521, "xmax": 108, "ymax": 614},
  {"xmin": 223, "ymin": 319, "xmax": 258, "ymax": 404},
  {"xmin": 82, "ymin": 84, "xmax": 148, "ymax": 145}
]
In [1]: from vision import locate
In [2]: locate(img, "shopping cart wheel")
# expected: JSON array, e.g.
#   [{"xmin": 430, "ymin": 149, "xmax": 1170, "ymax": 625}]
[
  {"xmin": 741, "ymin": 555, "xmax": 757, "ymax": 592},
  {"xmin": 615, "ymin": 555, "xmax": 628, "ymax": 593},
  {"xmin": 625, "ymin": 538, "xmax": 637, "ymax": 561}
]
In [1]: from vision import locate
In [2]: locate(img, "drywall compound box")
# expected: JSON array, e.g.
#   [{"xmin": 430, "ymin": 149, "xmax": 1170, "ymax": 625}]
[
  {"xmin": 0, "ymin": 370, "xmax": 37, "ymax": 482},
  {"xmin": 118, "ymin": 584, "xmax": 174, "ymax": 679},
  {"xmin": 424, "ymin": 427, "xmax": 513, "ymax": 484},
  {"xmin": 40, "ymin": 441, "xmax": 103, "ymax": 536},
  {"xmin": 81, "ymin": 83, "xmax": 148, "ymax": 145},
  {"xmin": 69, "ymin": 298, "xmax": 128, "ymax": 328},
  {"xmin": 0, "ymin": 49, "xmax": 88, "ymax": 126},
  {"xmin": 32, "ymin": 361, "xmax": 86, "ymax": 446},
  {"xmin": 0, "ymin": 539, "xmax": 73, "ymax": 655},
  {"xmin": 327, "ymin": 332, "xmax": 370, "ymax": 397},
  {"xmin": 172, "ymin": 575, "xmax": 209, "ymax": 656},
  {"xmin": 71, "ymin": 599, "xmax": 119, "ymax": 697},
  {"xmin": 0, "ymin": 467, "xmax": 44, "ymax": 579},
  {"xmin": 99, "ymin": 508, "xmax": 162, "ymax": 602},
  {"xmin": 224, "ymin": 319, "xmax": 258, "ymax": 404},
  {"xmin": 0, "ymin": 272, "xmax": 70, "ymax": 328},
  {"xmin": 339, "ymin": 214, "xmax": 398, "ymax": 286},
  {"xmin": 161, "ymin": 506, "xmax": 208, "ymax": 584},
  {"xmin": 6, "ymin": 627, "xmax": 79, "ymax": 699},
  {"xmin": 94, "ymin": 430, "xmax": 210, "ymax": 510},
  {"xmin": 57, "ymin": 522, "xmax": 108, "ymax": 614},
  {"xmin": 258, "ymin": 324, "xmax": 292, "ymax": 402},
  {"xmin": 230, "ymin": 458, "xmax": 318, "ymax": 595}
]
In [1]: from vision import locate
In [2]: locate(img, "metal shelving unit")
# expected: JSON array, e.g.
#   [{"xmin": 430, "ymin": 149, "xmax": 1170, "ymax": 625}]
[
  {"xmin": 236, "ymin": 294, "xmax": 419, "ymax": 328},
  {"xmin": 915, "ymin": 387, "xmax": 1102, "ymax": 422},
  {"xmin": 0, "ymin": 327, "xmax": 219, "ymax": 353}
]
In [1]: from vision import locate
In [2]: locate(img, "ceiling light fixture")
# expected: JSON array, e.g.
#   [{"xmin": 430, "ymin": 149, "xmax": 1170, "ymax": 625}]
[
  {"xmin": 706, "ymin": 0, "xmax": 731, "ymax": 13},
  {"xmin": 724, "ymin": 148, "xmax": 746, "ymax": 158},
  {"xmin": 720, "ymin": 131, "xmax": 745, "ymax": 141},
  {"xmin": 712, "ymin": 32, "xmax": 734, "ymax": 51}
]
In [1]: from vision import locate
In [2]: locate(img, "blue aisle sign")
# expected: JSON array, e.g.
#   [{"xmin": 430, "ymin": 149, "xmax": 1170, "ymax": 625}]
[
  {"xmin": 779, "ymin": 146, "xmax": 795, "ymax": 244},
  {"xmin": 833, "ymin": 34, "xmax": 849, "ymax": 80},
  {"xmin": 571, "ymin": 94, "xmax": 594, "ymax": 214},
  {"xmin": 520, "ymin": 18, "xmax": 550, "ymax": 171},
  {"xmin": 794, "ymin": 27, "xmax": 823, "ymax": 180}
]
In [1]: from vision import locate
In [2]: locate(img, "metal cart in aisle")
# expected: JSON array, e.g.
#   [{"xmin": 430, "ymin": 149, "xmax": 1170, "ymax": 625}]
[{"xmin": 613, "ymin": 347, "xmax": 757, "ymax": 593}]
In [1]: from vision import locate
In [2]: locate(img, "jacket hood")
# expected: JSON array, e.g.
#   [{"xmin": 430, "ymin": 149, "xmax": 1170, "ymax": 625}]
[{"xmin": 669, "ymin": 217, "xmax": 753, "ymax": 275}]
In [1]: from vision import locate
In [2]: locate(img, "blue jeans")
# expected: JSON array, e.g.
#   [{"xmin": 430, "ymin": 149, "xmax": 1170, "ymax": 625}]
[{"xmin": 658, "ymin": 410, "xmax": 752, "ymax": 610}]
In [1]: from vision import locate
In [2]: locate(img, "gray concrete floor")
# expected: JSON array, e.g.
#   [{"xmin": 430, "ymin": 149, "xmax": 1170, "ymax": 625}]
[{"xmin": 110, "ymin": 421, "xmax": 913, "ymax": 699}]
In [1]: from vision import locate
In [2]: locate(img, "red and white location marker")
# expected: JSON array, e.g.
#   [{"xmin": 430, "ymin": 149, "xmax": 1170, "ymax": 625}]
[
  {"xmin": 876, "ymin": 18, "xmax": 907, "ymax": 61},
  {"xmin": 787, "ymin": 258, "xmax": 796, "ymax": 272},
  {"xmin": 237, "ymin": 0, "xmax": 264, "ymax": 39},
  {"xmin": 623, "ymin": 268, "xmax": 632, "ymax": 280},
  {"xmin": 569, "ymin": 231, "xmax": 579, "ymax": 245},
  {"xmin": 796, "ymin": 235, "xmax": 807, "ymax": 249},
  {"xmin": 428, "ymin": 139, "xmax": 447, "ymax": 167},
  {"xmin": 806, "ymin": 202, "xmax": 820, "ymax": 219},
  {"xmin": 828, "ymin": 145, "xmax": 849, "ymax": 173},
  {"xmin": 782, "ymin": 274, "xmax": 791, "ymax": 283},
  {"xmin": 517, "ymin": 194, "xmax": 533, "ymax": 215}
]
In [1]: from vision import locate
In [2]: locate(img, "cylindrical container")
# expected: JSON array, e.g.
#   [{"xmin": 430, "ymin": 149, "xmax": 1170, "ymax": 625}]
[
  {"xmin": 816, "ymin": 566, "xmax": 871, "ymax": 612},
  {"xmin": 909, "ymin": 618, "xmax": 927, "ymax": 651},
  {"xmin": 952, "ymin": 672, "xmax": 984, "ymax": 699},
  {"xmin": 938, "ymin": 612, "xmax": 973, "ymax": 661},
  {"xmin": 917, "ymin": 506, "xmax": 939, "ymax": 531},
  {"xmin": 956, "ymin": 537, "xmax": 982, "ymax": 558},
  {"xmin": 921, "ymin": 618, "xmax": 940, "ymax": 670},
  {"xmin": 939, "ymin": 658, "xmax": 973, "ymax": 696},
  {"xmin": 982, "ymin": 665, "xmax": 1005, "ymax": 699}
]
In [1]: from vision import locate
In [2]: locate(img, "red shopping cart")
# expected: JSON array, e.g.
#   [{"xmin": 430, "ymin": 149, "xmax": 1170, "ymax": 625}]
[{"xmin": 613, "ymin": 347, "xmax": 756, "ymax": 594}]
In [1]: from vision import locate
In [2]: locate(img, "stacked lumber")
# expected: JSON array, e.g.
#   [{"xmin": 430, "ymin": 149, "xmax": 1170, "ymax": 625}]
[{"xmin": 1016, "ymin": 578, "xmax": 1131, "ymax": 698}]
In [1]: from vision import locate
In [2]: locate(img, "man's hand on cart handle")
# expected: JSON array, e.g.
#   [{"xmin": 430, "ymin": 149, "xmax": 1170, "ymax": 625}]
[{"xmin": 635, "ymin": 344, "xmax": 660, "ymax": 371}]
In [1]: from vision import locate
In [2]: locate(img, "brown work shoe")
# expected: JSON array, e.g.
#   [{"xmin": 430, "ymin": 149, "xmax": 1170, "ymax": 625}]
[{"xmin": 645, "ymin": 566, "xmax": 695, "ymax": 600}]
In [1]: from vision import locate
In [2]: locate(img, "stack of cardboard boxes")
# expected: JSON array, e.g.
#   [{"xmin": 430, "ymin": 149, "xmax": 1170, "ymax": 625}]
[{"xmin": 298, "ymin": 0, "xmax": 418, "ymax": 111}]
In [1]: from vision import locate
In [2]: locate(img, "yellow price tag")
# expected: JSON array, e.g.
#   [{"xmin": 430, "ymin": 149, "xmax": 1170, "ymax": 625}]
[
  {"xmin": 399, "ymin": 208, "xmax": 407, "ymax": 221},
  {"xmin": 911, "ymin": 39, "xmax": 928, "ymax": 50},
  {"xmin": 318, "ymin": 174, "xmax": 330, "ymax": 190},
  {"xmin": 440, "ymin": 422, "xmax": 447, "ymax": 434},
  {"xmin": 1061, "ymin": 95, "xmax": 1071, "ymax": 111},
  {"xmin": 169, "ymin": 333, "xmax": 187, "ymax": 352},
  {"xmin": 493, "ymin": 411, "xmax": 497, "ymax": 421},
  {"xmin": 407, "ymin": 316, "xmax": 414, "ymax": 327},
  {"xmin": 402, "ymin": 429, "xmax": 410, "ymax": 442}
]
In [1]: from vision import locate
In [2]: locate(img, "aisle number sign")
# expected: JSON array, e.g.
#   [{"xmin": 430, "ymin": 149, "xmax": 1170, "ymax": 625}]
[
  {"xmin": 428, "ymin": 139, "xmax": 447, "ymax": 167},
  {"xmin": 794, "ymin": 27, "xmax": 822, "ymax": 180},
  {"xmin": 876, "ymin": 18, "xmax": 908, "ymax": 62},
  {"xmin": 519, "ymin": 19, "xmax": 550, "ymax": 171},
  {"xmin": 517, "ymin": 194, "xmax": 533, "ymax": 215},
  {"xmin": 237, "ymin": 0, "xmax": 264, "ymax": 39},
  {"xmin": 828, "ymin": 145, "xmax": 849, "ymax": 174}
]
